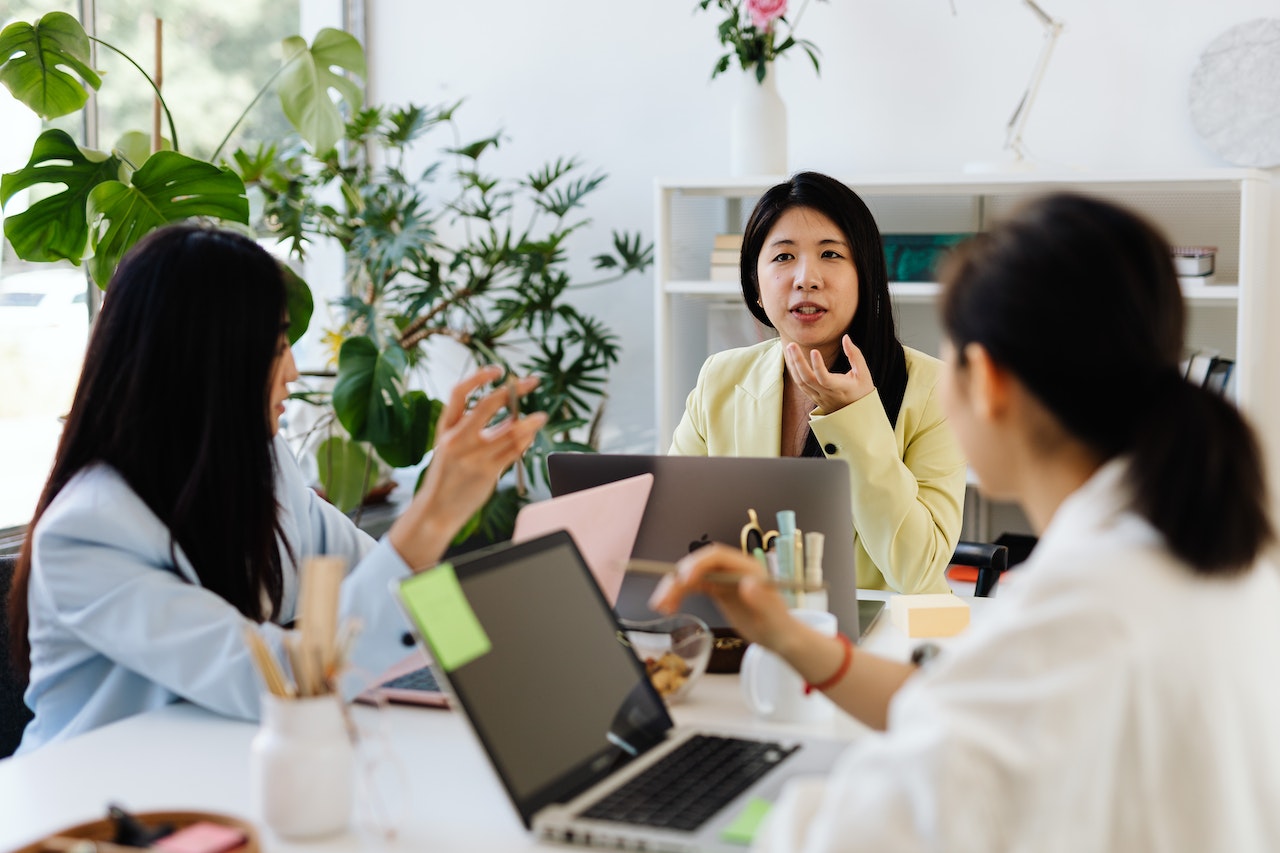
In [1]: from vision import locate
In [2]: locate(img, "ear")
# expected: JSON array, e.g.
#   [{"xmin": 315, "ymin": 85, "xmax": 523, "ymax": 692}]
[{"xmin": 962, "ymin": 342, "xmax": 1011, "ymax": 422}]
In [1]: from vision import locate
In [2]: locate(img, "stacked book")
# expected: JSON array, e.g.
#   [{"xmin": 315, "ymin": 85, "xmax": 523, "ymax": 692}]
[
  {"xmin": 1172, "ymin": 246, "xmax": 1217, "ymax": 287},
  {"xmin": 1181, "ymin": 349, "xmax": 1234, "ymax": 396},
  {"xmin": 709, "ymin": 234, "xmax": 742, "ymax": 282}
]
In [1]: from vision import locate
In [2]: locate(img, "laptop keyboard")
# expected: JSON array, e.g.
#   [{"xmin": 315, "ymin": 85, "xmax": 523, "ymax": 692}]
[
  {"xmin": 579, "ymin": 734, "xmax": 797, "ymax": 832},
  {"xmin": 382, "ymin": 665, "xmax": 441, "ymax": 692}
]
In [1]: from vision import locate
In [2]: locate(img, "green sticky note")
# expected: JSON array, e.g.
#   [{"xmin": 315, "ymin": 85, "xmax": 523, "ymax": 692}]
[
  {"xmin": 720, "ymin": 797, "xmax": 772, "ymax": 845},
  {"xmin": 399, "ymin": 562, "xmax": 491, "ymax": 672}
]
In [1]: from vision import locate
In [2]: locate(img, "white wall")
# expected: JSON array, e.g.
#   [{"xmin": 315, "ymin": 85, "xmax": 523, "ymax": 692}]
[{"xmin": 367, "ymin": 0, "xmax": 1279, "ymax": 454}]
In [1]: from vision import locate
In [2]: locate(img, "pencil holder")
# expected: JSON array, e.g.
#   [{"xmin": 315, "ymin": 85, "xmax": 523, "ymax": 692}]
[{"xmin": 249, "ymin": 693, "xmax": 354, "ymax": 839}]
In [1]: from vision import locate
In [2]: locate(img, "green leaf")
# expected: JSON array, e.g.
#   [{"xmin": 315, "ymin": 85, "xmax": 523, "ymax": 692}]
[
  {"xmin": 1, "ymin": 129, "xmax": 121, "ymax": 266},
  {"xmin": 86, "ymin": 151, "xmax": 250, "ymax": 286},
  {"xmin": 372, "ymin": 390, "xmax": 442, "ymax": 468},
  {"xmin": 280, "ymin": 263, "xmax": 313, "ymax": 345},
  {"xmin": 315, "ymin": 434, "xmax": 372, "ymax": 514},
  {"xmin": 332, "ymin": 336, "xmax": 409, "ymax": 445},
  {"xmin": 448, "ymin": 134, "xmax": 502, "ymax": 161},
  {"xmin": 0, "ymin": 12, "xmax": 100, "ymax": 119},
  {"xmin": 278, "ymin": 28, "xmax": 366, "ymax": 154}
]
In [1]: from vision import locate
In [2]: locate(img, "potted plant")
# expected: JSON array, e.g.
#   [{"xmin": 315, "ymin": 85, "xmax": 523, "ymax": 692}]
[{"xmin": 0, "ymin": 12, "xmax": 652, "ymax": 543}]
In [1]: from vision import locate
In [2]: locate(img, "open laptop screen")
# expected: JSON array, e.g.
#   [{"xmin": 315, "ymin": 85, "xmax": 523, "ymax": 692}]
[{"xmin": 397, "ymin": 531, "xmax": 673, "ymax": 827}]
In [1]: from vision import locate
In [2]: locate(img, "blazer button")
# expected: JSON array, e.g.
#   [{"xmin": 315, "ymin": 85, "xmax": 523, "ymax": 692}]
[
  {"xmin": 401, "ymin": 631, "xmax": 416, "ymax": 647},
  {"xmin": 824, "ymin": 443, "xmax": 838, "ymax": 455}
]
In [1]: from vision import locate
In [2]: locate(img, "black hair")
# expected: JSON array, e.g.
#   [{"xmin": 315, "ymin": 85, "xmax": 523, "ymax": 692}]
[
  {"xmin": 740, "ymin": 171, "xmax": 908, "ymax": 437},
  {"xmin": 9, "ymin": 224, "xmax": 292, "ymax": 675},
  {"xmin": 940, "ymin": 192, "xmax": 1271, "ymax": 575}
]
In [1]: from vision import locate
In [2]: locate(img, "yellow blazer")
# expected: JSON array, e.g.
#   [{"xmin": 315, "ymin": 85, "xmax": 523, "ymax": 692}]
[{"xmin": 670, "ymin": 338, "xmax": 966, "ymax": 594}]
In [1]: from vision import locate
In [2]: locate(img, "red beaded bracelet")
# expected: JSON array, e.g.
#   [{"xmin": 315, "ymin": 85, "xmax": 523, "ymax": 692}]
[{"xmin": 804, "ymin": 632, "xmax": 853, "ymax": 695}]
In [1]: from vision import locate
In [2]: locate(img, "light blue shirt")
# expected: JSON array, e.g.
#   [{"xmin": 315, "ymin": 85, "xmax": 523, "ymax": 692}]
[{"xmin": 18, "ymin": 437, "xmax": 414, "ymax": 753}]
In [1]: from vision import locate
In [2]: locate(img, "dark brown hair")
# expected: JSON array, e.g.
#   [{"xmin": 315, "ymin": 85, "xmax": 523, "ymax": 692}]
[
  {"xmin": 940, "ymin": 192, "xmax": 1271, "ymax": 574},
  {"xmin": 9, "ymin": 224, "xmax": 291, "ymax": 676}
]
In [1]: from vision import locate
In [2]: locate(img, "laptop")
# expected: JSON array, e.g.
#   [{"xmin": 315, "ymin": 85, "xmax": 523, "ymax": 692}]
[
  {"xmin": 548, "ymin": 453, "xmax": 863, "ymax": 638},
  {"xmin": 394, "ymin": 530, "xmax": 847, "ymax": 852},
  {"xmin": 512, "ymin": 473, "xmax": 654, "ymax": 606},
  {"xmin": 356, "ymin": 473, "xmax": 655, "ymax": 707}
]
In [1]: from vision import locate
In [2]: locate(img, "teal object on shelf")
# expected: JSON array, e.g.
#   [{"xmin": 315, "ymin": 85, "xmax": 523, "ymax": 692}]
[{"xmin": 882, "ymin": 233, "xmax": 973, "ymax": 282}]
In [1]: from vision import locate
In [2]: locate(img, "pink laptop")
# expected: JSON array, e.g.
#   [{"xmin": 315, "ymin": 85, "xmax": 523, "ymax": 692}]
[
  {"xmin": 357, "ymin": 472, "xmax": 654, "ymax": 707},
  {"xmin": 511, "ymin": 472, "xmax": 654, "ymax": 606}
]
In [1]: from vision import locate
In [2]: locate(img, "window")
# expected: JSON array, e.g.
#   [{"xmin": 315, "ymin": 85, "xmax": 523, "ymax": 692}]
[{"xmin": 0, "ymin": 0, "xmax": 330, "ymax": 534}]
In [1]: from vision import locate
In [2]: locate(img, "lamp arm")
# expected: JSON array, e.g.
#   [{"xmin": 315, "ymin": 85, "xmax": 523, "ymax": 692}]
[{"xmin": 1004, "ymin": 0, "xmax": 1064, "ymax": 160}]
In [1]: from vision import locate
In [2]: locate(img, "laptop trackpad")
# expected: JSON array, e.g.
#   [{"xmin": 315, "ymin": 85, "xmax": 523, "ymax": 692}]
[{"xmin": 614, "ymin": 571, "xmax": 727, "ymax": 628}]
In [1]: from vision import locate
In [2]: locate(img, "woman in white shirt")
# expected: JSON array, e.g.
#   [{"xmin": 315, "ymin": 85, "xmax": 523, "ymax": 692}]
[
  {"xmin": 652, "ymin": 192, "xmax": 1280, "ymax": 851},
  {"xmin": 8, "ymin": 224, "xmax": 546, "ymax": 753}
]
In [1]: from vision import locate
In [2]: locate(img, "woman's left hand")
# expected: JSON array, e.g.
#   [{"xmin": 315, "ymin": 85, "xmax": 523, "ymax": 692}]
[{"xmin": 783, "ymin": 335, "xmax": 875, "ymax": 414}]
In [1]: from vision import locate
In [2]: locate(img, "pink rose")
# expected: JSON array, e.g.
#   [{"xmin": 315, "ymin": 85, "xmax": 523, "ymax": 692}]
[{"xmin": 747, "ymin": 0, "xmax": 787, "ymax": 30}]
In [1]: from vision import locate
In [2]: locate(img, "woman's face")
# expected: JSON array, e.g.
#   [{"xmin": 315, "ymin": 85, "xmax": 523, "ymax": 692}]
[
  {"xmin": 755, "ymin": 206, "xmax": 859, "ymax": 364},
  {"xmin": 267, "ymin": 330, "xmax": 298, "ymax": 436}
]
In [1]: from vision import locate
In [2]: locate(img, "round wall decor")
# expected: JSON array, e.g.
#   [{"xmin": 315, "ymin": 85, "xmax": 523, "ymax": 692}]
[{"xmin": 1189, "ymin": 18, "xmax": 1280, "ymax": 168}]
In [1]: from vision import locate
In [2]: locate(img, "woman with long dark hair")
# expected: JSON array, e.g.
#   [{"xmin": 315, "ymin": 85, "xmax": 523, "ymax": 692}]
[
  {"xmin": 8, "ymin": 224, "xmax": 545, "ymax": 753},
  {"xmin": 670, "ymin": 171, "xmax": 965, "ymax": 593},
  {"xmin": 654, "ymin": 193, "xmax": 1280, "ymax": 850}
]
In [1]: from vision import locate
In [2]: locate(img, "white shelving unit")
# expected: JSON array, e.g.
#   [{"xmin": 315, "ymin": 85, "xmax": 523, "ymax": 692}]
[{"xmin": 654, "ymin": 170, "xmax": 1280, "ymax": 530}]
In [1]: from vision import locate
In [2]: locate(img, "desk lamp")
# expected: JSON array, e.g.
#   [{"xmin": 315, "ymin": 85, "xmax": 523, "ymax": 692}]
[{"xmin": 965, "ymin": 0, "xmax": 1066, "ymax": 172}]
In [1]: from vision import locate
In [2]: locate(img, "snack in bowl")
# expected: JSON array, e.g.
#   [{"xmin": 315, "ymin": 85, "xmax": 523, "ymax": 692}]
[{"xmin": 619, "ymin": 613, "xmax": 712, "ymax": 704}]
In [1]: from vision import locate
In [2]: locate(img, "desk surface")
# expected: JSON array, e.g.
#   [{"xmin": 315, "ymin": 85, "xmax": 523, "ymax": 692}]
[{"xmin": 0, "ymin": 591, "xmax": 998, "ymax": 852}]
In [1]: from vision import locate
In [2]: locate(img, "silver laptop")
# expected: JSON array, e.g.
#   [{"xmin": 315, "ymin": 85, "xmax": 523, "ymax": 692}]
[
  {"xmin": 548, "ymin": 453, "xmax": 863, "ymax": 638},
  {"xmin": 394, "ymin": 531, "xmax": 847, "ymax": 852}
]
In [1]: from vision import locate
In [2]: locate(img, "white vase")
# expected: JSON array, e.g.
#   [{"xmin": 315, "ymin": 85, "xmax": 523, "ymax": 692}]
[
  {"xmin": 730, "ymin": 64, "xmax": 788, "ymax": 177},
  {"xmin": 250, "ymin": 693, "xmax": 355, "ymax": 839}
]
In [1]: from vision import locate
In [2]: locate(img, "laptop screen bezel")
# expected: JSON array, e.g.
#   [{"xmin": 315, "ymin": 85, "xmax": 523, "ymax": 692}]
[{"xmin": 396, "ymin": 530, "xmax": 676, "ymax": 828}]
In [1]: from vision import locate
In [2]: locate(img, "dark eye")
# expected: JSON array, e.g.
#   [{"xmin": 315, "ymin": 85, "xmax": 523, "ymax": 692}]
[
  {"xmin": 822, "ymin": 249, "xmax": 844, "ymax": 259},
  {"xmin": 772, "ymin": 252, "xmax": 794, "ymax": 262}
]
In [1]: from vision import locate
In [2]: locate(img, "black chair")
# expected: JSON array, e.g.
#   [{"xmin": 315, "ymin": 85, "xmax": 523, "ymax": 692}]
[
  {"xmin": 950, "ymin": 540, "xmax": 1009, "ymax": 598},
  {"xmin": 0, "ymin": 554, "xmax": 34, "ymax": 757}
]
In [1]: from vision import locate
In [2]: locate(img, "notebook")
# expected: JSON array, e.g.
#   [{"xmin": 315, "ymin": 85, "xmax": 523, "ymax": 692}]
[
  {"xmin": 512, "ymin": 473, "xmax": 654, "ymax": 606},
  {"xmin": 394, "ymin": 531, "xmax": 847, "ymax": 852},
  {"xmin": 548, "ymin": 453, "xmax": 862, "ymax": 638}
]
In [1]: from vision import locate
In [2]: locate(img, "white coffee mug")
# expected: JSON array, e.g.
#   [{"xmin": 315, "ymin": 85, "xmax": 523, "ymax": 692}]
[{"xmin": 740, "ymin": 608, "xmax": 839, "ymax": 724}]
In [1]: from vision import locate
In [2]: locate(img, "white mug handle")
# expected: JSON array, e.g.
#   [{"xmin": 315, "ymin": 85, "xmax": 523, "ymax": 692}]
[{"xmin": 740, "ymin": 644, "xmax": 775, "ymax": 718}]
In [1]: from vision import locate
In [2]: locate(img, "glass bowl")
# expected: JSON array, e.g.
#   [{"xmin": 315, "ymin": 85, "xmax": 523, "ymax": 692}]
[{"xmin": 618, "ymin": 614, "xmax": 712, "ymax": 704}]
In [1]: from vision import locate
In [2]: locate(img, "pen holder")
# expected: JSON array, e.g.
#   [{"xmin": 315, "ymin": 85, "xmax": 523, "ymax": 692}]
[{"xmin": 249, "ymin": 693, "xmax": 354, "ymax": 839}]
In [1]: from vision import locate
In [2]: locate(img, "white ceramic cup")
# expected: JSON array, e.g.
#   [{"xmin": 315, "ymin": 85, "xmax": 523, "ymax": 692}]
[
  {"xmin": 250, "ymin": 693, "xmax": 354, "ymax": 839},
  {"xmin": 740, "ymin": 608, "xmax": 838, "ymax": 724}
]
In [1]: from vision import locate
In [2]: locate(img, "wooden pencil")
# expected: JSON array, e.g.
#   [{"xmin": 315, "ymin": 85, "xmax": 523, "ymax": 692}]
[{"xmin": 626, "ymin": 559, "xmax": 827, "ymax": 593}]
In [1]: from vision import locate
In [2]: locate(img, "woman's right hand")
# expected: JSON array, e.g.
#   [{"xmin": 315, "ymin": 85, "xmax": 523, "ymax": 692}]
[
  {"xmin": 389, "ymin": 366, "xmax": 546, "ymax": 570},
  {"xmin": 648, "ymin": 544, "xmax": 803, "ymax": 655}
]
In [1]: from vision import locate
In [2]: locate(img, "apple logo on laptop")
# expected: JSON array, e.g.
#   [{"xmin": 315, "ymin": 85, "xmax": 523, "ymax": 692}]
[{"xmin": 688, "ymin": 534, "xmax": 711, "ymax": 553}]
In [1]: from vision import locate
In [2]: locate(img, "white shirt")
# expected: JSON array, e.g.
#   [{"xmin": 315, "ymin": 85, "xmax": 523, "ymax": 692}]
[
  {"xmin": 759, "ymin": 459, "xmax": 1280, "ymax": 852},
  {"xmin": 19, "ymin": 436, "xmax": 415, "ymax": 753}
]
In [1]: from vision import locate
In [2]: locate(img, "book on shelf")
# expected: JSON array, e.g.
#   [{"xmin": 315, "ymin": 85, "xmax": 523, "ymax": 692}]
[
  {"xmin": 709, "ymin": 248, "xmax": 740, "ymax": 265},
  {"xmin": 713, "ymin": 233, "xmax": 744, "ymax": 250},
  {"xmin": 1180, "ymin": 349, "xmax": 1234, "ymax": 396},
  {"xmin": 709, "ymin": 264, "xmax": 739, "ymax": 282}
]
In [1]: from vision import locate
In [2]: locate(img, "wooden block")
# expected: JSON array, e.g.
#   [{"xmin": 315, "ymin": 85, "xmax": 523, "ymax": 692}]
[{"xmin": 889, "ymin": 593, "xmax": 970, "ymax": 638}]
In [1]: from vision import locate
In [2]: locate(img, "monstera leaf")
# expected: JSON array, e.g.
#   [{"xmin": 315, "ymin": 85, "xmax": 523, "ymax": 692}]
[
  {"xmin": 278, "ymin": 28, "xmax": 365, "ymax": 154},
  {"xmin": 0, "ymin": 129, "xmax": 121, "ymax": 266},
  {"xmin": 85, "ymin": 151, "xmax": 249, "ymax": 286},
  {"xmin": 0, "ymin": 12, "xmax": 100, "ymax": 119},
  {"xmin": 373, "ymin": 390, "xmax": 442, "ymax": 469},
  {"xmin": 315, "ymin": 435, "xmax": 373, "ymax": 514},
  {"xmin": 332, "ymin": 337, "xmax": 410, "ymax": 445}
]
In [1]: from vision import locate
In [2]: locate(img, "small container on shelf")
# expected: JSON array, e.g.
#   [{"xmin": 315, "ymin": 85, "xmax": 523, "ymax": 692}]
[{"xmin": 1171, "ymin": 245, "xmax": 1217, "ymax": 280}]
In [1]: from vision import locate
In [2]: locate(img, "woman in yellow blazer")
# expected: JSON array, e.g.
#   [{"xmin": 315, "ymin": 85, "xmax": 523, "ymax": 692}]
[{"xmin": 670, "ymin": 172, "xmax": 965, "ymax": 594}]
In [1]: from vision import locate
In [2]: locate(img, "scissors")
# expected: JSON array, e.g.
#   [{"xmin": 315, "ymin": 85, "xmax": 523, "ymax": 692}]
[{"xmin": 740, "ymin": 508, "xmax": 779, "ymax": 555}]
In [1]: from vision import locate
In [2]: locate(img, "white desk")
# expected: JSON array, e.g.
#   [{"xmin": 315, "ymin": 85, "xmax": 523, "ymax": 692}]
[{"xmin": 0, "ymin": 592, "xmax": 998, "ymax": 852}]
